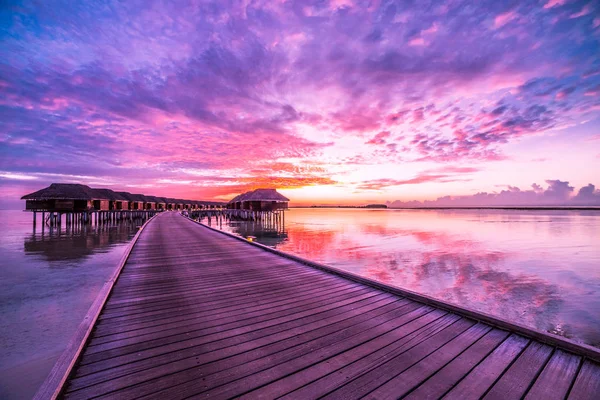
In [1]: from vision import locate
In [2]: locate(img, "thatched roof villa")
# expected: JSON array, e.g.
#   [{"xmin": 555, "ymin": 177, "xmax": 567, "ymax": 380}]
[
  {"xmin": 92, "ymin": 188, "xmax": 128, "ymax": 210},
  {"xmin": 21, "ymin": 183, "xmax": 102, "ymax": 212},
  {"xmin": 116, "ymin": 192, "xmax": 146, "ymax": 210},
  {"xmin": 227, "ymin": 188, "xmax": 289, "ymax": 211},
  {"xmin": 21, "ymin": 183, "xmax": 224, "ymax": 212}
]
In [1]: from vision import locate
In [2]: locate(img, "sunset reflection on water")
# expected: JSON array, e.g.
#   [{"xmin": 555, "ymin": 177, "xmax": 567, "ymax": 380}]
[{"xmin": 223, "ymin": 208, "xmax": 600, "ymax": 348}]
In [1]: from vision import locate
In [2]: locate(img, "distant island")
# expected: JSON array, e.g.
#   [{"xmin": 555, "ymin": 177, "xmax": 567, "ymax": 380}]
[
  {"xmin": 294, "ymin": 205, "xmax": 600, "ymax": 210},
  {"xmin": 303, "ymin": 204, "xmax": 387, "ymax": 209}
]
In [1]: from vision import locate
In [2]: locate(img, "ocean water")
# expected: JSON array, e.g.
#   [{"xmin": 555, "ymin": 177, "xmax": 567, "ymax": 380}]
[
  {"xmin": 1, "ymin": 208, "xmax": 599, "ymax": 399},
  {"xmin": 0, "ymin": 210, "xmax": 139, "ymax": 399},
  {"xmin": 215, "ymin": 208, "xmax": 600, "ymax": 348}
]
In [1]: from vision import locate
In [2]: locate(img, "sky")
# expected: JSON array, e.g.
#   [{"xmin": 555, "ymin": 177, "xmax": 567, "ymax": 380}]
[{"xmin": 0, "ymin": 0, "xmax": 599, "ymax": 207}]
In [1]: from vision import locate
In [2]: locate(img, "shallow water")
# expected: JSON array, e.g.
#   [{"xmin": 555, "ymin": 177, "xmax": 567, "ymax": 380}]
[
  {"xmin": 0, "ymin": 210, "xmax": 139, "ymax": 399},
  {"xmin": 214, "ymin": 208, "xmax": 600, "ymax": 348},
  {"xmin": 1, "ymin": 208, "xmax": 599, "ymax": 398}
]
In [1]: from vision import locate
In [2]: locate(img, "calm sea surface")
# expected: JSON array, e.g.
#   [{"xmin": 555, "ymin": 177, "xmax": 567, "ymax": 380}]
[
  {"xmin": 213, "ymin": 208, "xmax": 600, "ymax": 347},
  {"xmin": 0, "ymin": 210, "xmax": 139, "ymax": 399},
  {"xmin": 1, "ymin": 208, "xmax": 599, "ymax": 399}
]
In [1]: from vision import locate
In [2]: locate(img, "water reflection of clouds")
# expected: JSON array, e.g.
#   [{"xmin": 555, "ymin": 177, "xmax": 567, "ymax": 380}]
[{"xmin": 275, "ymin": 215, "xmax": 599, "ymax": 345}]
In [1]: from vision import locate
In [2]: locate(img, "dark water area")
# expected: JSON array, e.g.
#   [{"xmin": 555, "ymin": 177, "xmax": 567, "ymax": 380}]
[
  {"xmin": 0, "ymin": 210, "xmax": 139, "ymax": 399},
  {"xmin": 212, "ymin": 208, "xmax": 600, "ymax": 349}
]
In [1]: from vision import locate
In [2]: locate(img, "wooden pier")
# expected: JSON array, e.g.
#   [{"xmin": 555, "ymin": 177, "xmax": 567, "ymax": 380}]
[
  {"xmin": 187, "ymin": 208, "xmax": 284, "ymax": 225},
  {"xmin": 37, "ymin": 212, "xmax": 600, "ymax": 399}
]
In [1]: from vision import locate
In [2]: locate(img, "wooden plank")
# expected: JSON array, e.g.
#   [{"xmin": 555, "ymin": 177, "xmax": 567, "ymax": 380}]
[
  {"xmin": 442, "ymin": 334, "xmax": 530, "ymax": 399},
  {"xmin": 77, "ymin": 285, "xmax": 376, "ymax": 367},
  {"xmin": 119, "ymin": 308, "xmax": 445, "ymax": 400},
  {"xmin": 65, "ymin": 301, "xmax": 430, "ymax": 399},
  {"xmin": 94, "ymin": 278, "xmax": 362, "ymax": 331},
  {"xmin": 323, "ymin": 317, "xmax": 474, "ymax": 399},
  {"xmin": 71, "ymin": 290, "xmax": 389, "ymax": 379},
  {"xmin": 351, "ymin": 323, "xmax": 491, "ymax": 400},
  {"xmin": 483, "ymin": 341, "xmax": 553, "ymax": 399},
  {"xmin": 525, "ymin": 349, "xmax": 581, "ymax": 400},
  {"xmin": 84, "ymin": 282, "xmax": 365, "ymax": 356},
  {"xmin": 249, "ymin": 319, "xmax": 487, "ymax": 399},
  {"xmin": 70, "ymin": 296, "xmax": 403, "ymax": 392},
  {"xmin": 95, "ymin": 278, "xmax": 356, "ymax": 328},
  {"xmin": 100, "ymin": 272, "xmax": 340, "ymax": 316},
  {"xmin": 567, "ymin": 359, "xmax": 600, "ymax": 400},
  {"xmin": 87, "ymin": 279, "xmax": 358, "ymax": 347},
  {"xmin": 404, "ymin": 328, "xmax": 510, "ymax": 400}
]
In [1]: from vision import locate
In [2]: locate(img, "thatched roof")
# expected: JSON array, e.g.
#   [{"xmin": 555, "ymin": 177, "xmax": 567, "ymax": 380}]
[
  {"xmin": 143, "ymin": 196, "xmax": 160, "ymax": 204},
  {"xmin": 116, "ymin": 192, "xmax": 146, "ymax": 202},
  {"xmin": 22, "ymin": 183, "xmax": 101, "ymax": 200},
  {"xmin": 228, "ymin": 189, "xmax": 289, "ymax": 204},
  {"xmin": 22, "ymin": 183, "xmax": 226, "ymax": 205},
  {"xmin": 93, "ymin": 188, "xmax": 127, "ymax": 201},
  {"xmin": 137, "ymin": 195, "xmax": 153, "ymax": 203}
]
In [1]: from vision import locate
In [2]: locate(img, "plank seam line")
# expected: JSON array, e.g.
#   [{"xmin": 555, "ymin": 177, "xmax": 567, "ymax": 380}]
[
  {"xmin": 92, "ymin": 279, "xmax": 357, "ymax": 336},
  {"xmin": 227, "ymin": 307, "xmax": 442, "ymax": 399},
  {"xmin": 95, "ymin": 278, "xmax": 356, "ymax": 324},
  {"xmin": 93, "ymin": 276, "xmax": 352, "ymax": 330},
  {"xmin": 479, "ymin": 339, "xmax": 532, "ymax": 399},
  {"xmin": 436, "ymin": 333, "xmax": 512, "ymax": 398},
  {"xmin": 306, "ymin": 312, "xmax": 457, "ymax": 400},
  {"xmin": 81, "ymin": 284, "xmax": 368, "ymax": 356},
  {"xmin": 360, "ymin": 317, "xmax": 473, "ymax": 399},
  {"xmin": 87, "ymin": 293, "xmax": 397, "ymax": 353},
  {"xmin": 182, "ymin": 214, "xmax": 600, "ymax": 363},
  {"xmin": 69, "ymin": 296, "xmax": 415, "ymax": 395},
  {"xmin": 564, "ymin": 356, "xmax": 585, "ymax": 400},
  {"xmin": 90, "ymin": 293, "xmax": 394, "ymax": 358},
  {"xmin": 189, "ymin": 306, "xmax": 445, "ymax": 399},
  {"xmin": 32, "ymin": 214, "xmax": 158, "ymax": 400},
  {"xmin": 74, "ymin": 289, "xmax": 385, "ymax": 375},
  {"xmin": 102, "ymin": 273, "xmax": 345, "ymax": 311},
  {"xmin": 521, "ymin": 347, "xmax": 557, "ymax": 399},
  {"xmin": 398, "ymin": 324, "xmax": 493, "ymax": 399}
]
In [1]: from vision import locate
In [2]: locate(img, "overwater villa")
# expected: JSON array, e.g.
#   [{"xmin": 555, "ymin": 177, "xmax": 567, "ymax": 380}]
[
  {"xmin": 116, "ymin": 192, "xmax": 146, "ymax": 210},
  {"xmin": 227, "ymin": 188, "xmax": 289, "ymax": 211},
  {"xmin": 21, "ymin": 183, "xmax": 223, "ymax": 212}
]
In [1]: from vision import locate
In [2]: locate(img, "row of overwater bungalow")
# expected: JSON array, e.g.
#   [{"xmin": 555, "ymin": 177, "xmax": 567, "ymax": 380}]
[{"xmin": 21, "ymin": 183, "xmax": 225, "ymax": 212}]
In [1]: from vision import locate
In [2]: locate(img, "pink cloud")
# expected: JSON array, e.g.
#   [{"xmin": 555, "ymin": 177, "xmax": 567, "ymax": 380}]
[
  {"xmin": 570, "ymin": 4, "xmax": 592, "ymax": 18},
  {"xmin": 365, "ymin": 131, "xmax": 392, "ymax": 145},
  {"xmin": 543, "ymin": 0, "xmax": 566, "ymax": 9},
  {"xmin": 408, "ymin": 37, "xmax": 427, "ymax": 47},
  {"xmin": 357, "ymin": 167, "xmax": 478, "ymax": 190},
  {"xmin": 494, "ymin": 11, "xmax": 518, "ymax": 29},
  {"xmin": 388, "ymin": 180, "xmax": 600, "ymax": 207}
]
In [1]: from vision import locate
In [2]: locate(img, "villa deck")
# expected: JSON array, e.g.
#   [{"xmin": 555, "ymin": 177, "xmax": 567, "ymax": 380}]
[{"xmin": 39, "ymin": 212, "xmax": 600, "ymax": 399}]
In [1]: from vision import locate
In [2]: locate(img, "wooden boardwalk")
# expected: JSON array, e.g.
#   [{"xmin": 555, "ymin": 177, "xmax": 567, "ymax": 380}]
[{"xmin": 44, "ymin": 212, "xmax": 600, "ymax": 399}]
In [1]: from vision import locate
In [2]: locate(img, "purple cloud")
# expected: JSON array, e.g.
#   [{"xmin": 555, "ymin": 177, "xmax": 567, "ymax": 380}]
[{"xmin": 388, "ymin": 180, "xmax": 600, "ymax": 207}]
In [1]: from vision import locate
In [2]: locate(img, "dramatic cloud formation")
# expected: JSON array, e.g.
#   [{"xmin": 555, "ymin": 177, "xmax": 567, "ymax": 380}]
[
  {"xmin": 0, "ymin": 0, "xmax": 598, "ymax": 205},
  {"xmin": 388, "ymin": 180, "xmax": 600, "ymax": 207}
]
